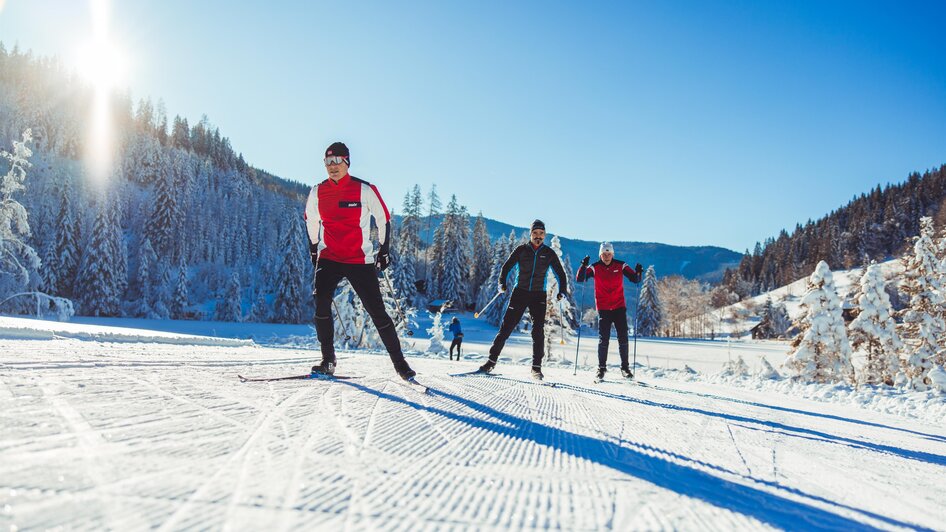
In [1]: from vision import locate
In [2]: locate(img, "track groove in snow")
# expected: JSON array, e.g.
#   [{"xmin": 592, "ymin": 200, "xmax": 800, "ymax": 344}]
[{"xmin": 1, "ymin": 339, "xmax": 944, "ymax": 530}]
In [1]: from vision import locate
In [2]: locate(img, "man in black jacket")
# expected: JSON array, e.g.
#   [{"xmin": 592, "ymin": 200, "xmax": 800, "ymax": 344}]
[{"xmin": 478, "ymin": 220, "xmax": 567, "ymax": 380}]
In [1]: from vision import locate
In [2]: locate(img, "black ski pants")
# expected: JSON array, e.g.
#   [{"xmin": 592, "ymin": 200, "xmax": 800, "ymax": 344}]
[
  {"xmin": 313, "ymin": 259, "xmax": 409, "ymax": 371},
  {"xmin": 488, "ymin": 288, "xmax": 547, "ymax": 366},
  {"xmin": 450, "ymin": 337, "xmax": 463, "ymax": 360},
  {"xmin": 598, "ymin": 308, "xmax": 629, "ymax": 369}
]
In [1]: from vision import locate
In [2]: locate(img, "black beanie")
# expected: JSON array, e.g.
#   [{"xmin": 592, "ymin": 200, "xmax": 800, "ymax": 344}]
[
  {"xmin": 531, "ymin": 219, "xmax": 545, "ymax": 232},
  {"xmin": 325, "ymin": 142, "xmax": 350, "ymax": 165}
]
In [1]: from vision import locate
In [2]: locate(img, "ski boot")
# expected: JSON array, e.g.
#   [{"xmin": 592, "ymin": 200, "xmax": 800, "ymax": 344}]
[
  {"xmin": 594, "ymin": 367, "xmax": 606, "ymax": 383},
  {"xmin": 311, "ymin": 360, "xmax": 336, "ymax": 376},
  {"xmin": 478, "ymin": 359, "xmax": 497, "ymax": 374},
  {"xmin": 531, "ymin": 365, "xmax": 544, "ymax": 381},
  {"xmin": 394, "ymin": 361, "xmax": 417, "ymax": 381},
  {"xmin": 620, "ymin": 366, "xmax": 634, "ymax": 380}
]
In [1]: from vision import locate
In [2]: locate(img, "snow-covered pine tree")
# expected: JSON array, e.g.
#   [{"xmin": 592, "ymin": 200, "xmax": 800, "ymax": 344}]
[
  {"xmin": 214, "ymin": 271, "xmax": 242, "ymax": 322},
  {"xmin": 133, "ymin": 237, "xmax": 157, "ymax": 317},
  {"xmin": 107, "ymin": 189, "xmax": 128, "ymax": 298},
  {"xmin": 561, "ymin": 252, "xmax": 580, "ymax": 329},
  {"xmin": 171, "ymin": 261, "xmax": 188, "ymax": 319},
  {"xmin": 52, "ymin": 179, "xmax": 81, "ymax": 298},
  {"xmin": 770, "ymin": 302, "xmax": 791, "ymax": 338},
  {"xmin": 848, "ymin": 263, "xmax": 902, "ymax": 385},
  {"xmin": 637, "ymin": 266, "xmax": 662, "ymax": 336},
  {"xmin": 469, "ymin": 213, "xmax": 492, "ymax": 304},
  {"xmin": 246, "ymin": 288, "xmax": 270, "ymax": 323},
  {"xmin": 272, "ymin": 212, "xmax": 307, "ymax": 324},
  {"xmin": 477, "ymin": 238, "xmax": 505, "ymax": 325},
  {"xmin": 755, "ymin": 297, "xmax": 791, "ymax": 339},
  {"xmin": 421, "ymin": 185, "xmax": 443, "ymax": 292},
  {"xmin": 785, "ymin": 261, "xmax": 855, "ymax": 384},
  {"xmin": 438, "ymin": 196, "xmax": 471, "ymax": 308},
  {"xmin": 479, "ymin": 232, "xmax": 518, "ymax": 326},
  {"xmin": 40, "ymin": 241, "xmax": 59, "ymax": 296},
  {"xmin": 0, "ymin": 129, "xmax": 41, "ymax": 298},
  {"xmin": 77, "ymin": 194, "xmax": 122, "ymax": 316},
  {"xmin": 400, "ymin": 185, "xmax": 423, "ymax": 257},
  {"xmin": 390, "ymin": 225, "xmax": 419, "ymax": 307},
  {"xmin": 379, "ymin": 261, "xmax": 416, "ymax": 346},
  {"xmin": 151, "ymin": 264, "xmax": 172, "ymax": 319},
  {"xmin": 427, "ymin": 311, "xmax": 447, "ymax": 355},
  {"xmin": 543, "ymin": 235, "xmax": 576, "ymax": 350},
  {"xmin": 898, "ymin": 217, "xmax": 946, "ymax": 390}
]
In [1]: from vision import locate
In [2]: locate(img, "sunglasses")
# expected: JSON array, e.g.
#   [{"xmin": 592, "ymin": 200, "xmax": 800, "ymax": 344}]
[{"xmin": 324, "ymin": 156, "xmax": 349, "ymax": 166}]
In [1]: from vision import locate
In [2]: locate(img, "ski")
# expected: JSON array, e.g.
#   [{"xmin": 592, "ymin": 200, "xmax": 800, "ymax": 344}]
[
  {"xmin": 599, "ymin": 377, "xmax": 646, "ymax": 387},
  {"xmin": 397, "ymin": 377, "xmax": 430, "ymax": 394},
  {"xmin": 448, "ymin": 370, "xmax": 500, "ymax": 377},
  {"xmin": 237, "ymin": 373, "xmax": 357, "ymax": 383}
]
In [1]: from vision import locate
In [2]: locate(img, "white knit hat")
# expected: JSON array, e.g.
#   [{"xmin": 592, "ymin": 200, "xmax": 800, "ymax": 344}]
[{"xmin": 599, "ymin": 242, "xmax": 614, "ymax": 255}]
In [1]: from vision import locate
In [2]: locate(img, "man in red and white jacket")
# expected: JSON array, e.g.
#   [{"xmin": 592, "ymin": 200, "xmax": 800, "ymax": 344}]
[
  {"xmin": 304, "ymin": 142, "xmax": 415, "ymax": 381},
  {"xmin": 575, "ymin": 242, "xmax": 643, "ymax": 381}
]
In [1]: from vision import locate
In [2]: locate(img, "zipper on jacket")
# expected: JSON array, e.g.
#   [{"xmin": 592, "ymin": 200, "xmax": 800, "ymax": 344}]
[{"xmin": 528, "ymin": 246, "xmax": 540, "ymax": 291}]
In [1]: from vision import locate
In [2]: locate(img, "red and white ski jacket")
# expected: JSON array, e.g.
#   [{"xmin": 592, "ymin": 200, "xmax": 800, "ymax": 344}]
[
  {"xmin": 576, "ymin": 259, "xmax": 641, "ymax": 311},
  {"xmin": 304, "ymin": 174, "xmax": 391, "ymax": 264}
]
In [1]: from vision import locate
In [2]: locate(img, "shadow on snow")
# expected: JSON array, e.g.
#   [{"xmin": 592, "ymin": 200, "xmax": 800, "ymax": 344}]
[{"xmin": 340, "ymin": 379, "xmax": 930, "ymax": 531}]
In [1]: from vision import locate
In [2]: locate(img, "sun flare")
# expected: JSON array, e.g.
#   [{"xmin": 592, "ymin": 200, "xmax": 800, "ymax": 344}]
[{"xmin": 78, "ymin": 0, "xmax": 128, "ymax": 184}]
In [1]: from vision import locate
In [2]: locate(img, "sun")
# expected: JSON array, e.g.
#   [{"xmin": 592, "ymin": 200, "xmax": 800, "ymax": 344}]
[
  {"xmin": 75, "ymin": 0, "xmax": 127, "ymax": 92},
  {"xmin": 76, "ymin": 40, "xmax": 128, "ymax": 91}
]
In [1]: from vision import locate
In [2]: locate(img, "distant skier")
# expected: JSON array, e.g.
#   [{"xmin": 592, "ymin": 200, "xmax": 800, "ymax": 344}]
[
  {"xmin": 304, "ymin": 142, "xmax": 416, "ymax": 381},
  {"xmin": 448, "ymin": 317, "xmax": 463, "ymax": 361},
  {"xmin": 576, "ymin": 242, "xmax": 643, "ymax": 381},
  {"xmin": 478, "ymin": 220, "xmax": 567, "ymax": 380}
]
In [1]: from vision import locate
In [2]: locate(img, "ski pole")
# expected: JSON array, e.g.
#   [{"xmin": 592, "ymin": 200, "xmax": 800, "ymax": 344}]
[
  {"xmin": 474, "ymin": 291, "xmax": 503, "ymax": 318},
  {"xmin": 574, "ymin": 281, "xmax": 585, "ymax": 375},
  {"xmin": 632, "ymin": 279, "xmax": 640, "ymax": 371},
  {"xmin": 559, "ymin": 299, "xmax": 566, "ymax": 345},
  {"xmin": 381, "ymin": 269, "xmax": 414, "ymax": 336},
  {"xmin": 332, "ymin": 300, "xmax": 352, "ymax": 342}
]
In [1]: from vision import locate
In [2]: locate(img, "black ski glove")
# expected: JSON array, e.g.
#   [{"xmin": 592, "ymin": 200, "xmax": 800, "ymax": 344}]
[
  {"xmin": 309, "ymin": 243, "xmax": 319, "ymax": 268},
  {"xmin": 581, "ymin": 255, "xmax": 590, "ymax": 267},
  {"xmin": 557, "ymin": 292, "xmax": 565, "ymax": 301},
  {"xmin": 376, "ymin": 252, "xmax": 391, "ymax": 272},
  {"xmin": 635, "ymin": 263, "xmax": 643, "ymax": 276}
]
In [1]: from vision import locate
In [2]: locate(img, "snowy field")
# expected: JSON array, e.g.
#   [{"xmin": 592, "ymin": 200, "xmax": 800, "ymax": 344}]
[{"xmin": 2, "ymin": 319, "xmax": 946, "ymax": 530}]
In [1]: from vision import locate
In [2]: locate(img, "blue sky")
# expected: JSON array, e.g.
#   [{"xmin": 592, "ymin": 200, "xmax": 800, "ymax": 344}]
[{"xmin": 1, "ymin": 0, "xmax": 944, "ymax": 251}]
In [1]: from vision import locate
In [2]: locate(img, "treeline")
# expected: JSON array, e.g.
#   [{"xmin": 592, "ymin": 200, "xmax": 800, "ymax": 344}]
[
  {"xmin": 723, "ymin": 164, "xmax": 946, "ymax": 298},
  {"xmin": 0, "ymin": 43, "xmax": 314, "ymax": 322}
]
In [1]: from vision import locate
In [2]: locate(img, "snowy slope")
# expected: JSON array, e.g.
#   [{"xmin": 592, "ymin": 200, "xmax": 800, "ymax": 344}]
[
  {"xmin": 2, "ymin": 333, "xmax": 945, "ymax": 530},
  {"xmin": 715, "ymin": 258, "xmax": 905, "ymax": 337}
]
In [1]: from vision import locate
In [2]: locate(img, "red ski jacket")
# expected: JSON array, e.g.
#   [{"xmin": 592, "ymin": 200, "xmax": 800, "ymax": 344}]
[
  {"xmin": 576, "ymin": 259, "xmax": 641, "ymax": 311},
  {"xmin": 304, "ymin": 174, "xmax": 391, "ymax": 264}
]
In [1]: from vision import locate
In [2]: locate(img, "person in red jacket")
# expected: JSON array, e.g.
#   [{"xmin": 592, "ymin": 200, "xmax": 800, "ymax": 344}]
[
  {"xmin": 576, "ymin": 242, "xmax": 643, "ymax": 381},
  {"xmin": 304, "ymin": 142, "xmax": 415, "ymax": 381}
]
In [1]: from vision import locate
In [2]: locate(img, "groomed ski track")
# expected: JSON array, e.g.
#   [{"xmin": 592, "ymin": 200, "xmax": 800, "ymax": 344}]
[{"xmin": 2, "ymin": 339, "xmax": 944, "ymax": 530}]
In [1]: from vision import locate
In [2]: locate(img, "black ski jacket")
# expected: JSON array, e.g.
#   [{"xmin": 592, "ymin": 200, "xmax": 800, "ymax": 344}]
[{"xmin": 500, "ymin": 243, "xmax": 568, "ymax": 294}]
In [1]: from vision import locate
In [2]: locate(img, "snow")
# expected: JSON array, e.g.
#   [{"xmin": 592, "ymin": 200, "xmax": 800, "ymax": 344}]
[
  {"xmin": 0, "ymin": 315, "xmax": 252, "ymax": 347},
  {"xmin": 1, "ymin": 317, "xmax": 945, "ymax": 530}
]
